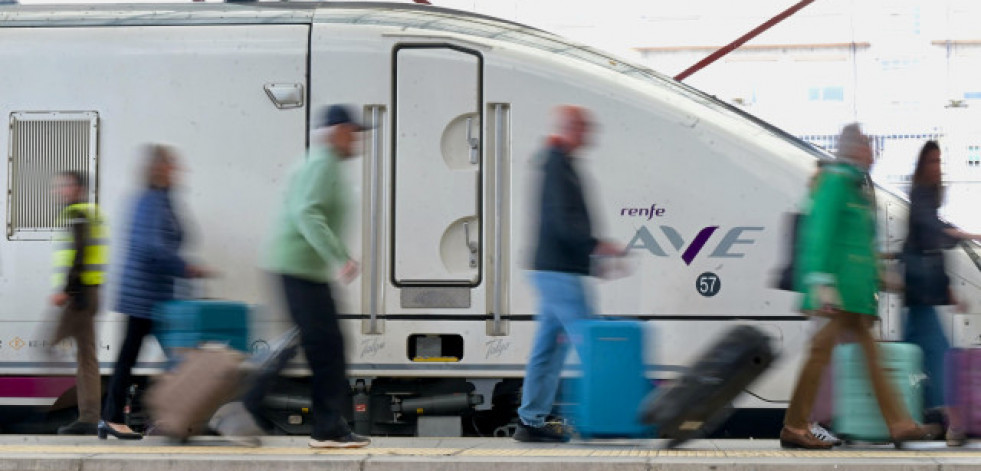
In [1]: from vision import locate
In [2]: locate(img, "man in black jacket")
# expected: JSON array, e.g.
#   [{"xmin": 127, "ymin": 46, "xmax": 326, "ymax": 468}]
[{"xmin": 514, "ymin": 106, "xmax": 622, "ymax": 443}]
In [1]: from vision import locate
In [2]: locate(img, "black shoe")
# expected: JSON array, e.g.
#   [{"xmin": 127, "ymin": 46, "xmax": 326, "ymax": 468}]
[
  {"xmin": 891, "ymin": 423, "xmax": 942, "ymax": 449},
  {"xmin": 309, "ymin": 432, "xmax": 371, "ymax": 449},
  {"xmin": 947, "ymin": 429, "xmax": 967, "ymax": 447},
  {"xmin": 513, "ymin": 422, "xmax": 570, "ymax": 443},
  {"xmin": 97, "ymin": 420, "xmax": 143, "ymax": 440},
  {"xmin": 57, "ymin": 421, "xmax": 99, "ymax": 435}
]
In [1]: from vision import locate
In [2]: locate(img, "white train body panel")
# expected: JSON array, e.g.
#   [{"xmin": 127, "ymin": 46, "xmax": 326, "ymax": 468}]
[{"xmin": 1, "ymin": 3, "xmax": 980, "ymax": 409}]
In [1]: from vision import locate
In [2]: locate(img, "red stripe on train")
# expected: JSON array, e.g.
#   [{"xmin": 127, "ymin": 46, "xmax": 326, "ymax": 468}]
[{"xmin": 0, "ymin": 377, "xmax": 76, "ymax": 397}]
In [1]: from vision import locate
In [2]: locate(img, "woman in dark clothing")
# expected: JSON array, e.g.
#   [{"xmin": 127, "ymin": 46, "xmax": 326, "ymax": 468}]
[
  {"xmin": 902, "ymin": 140, "xmax": 981, "ymax": 446},
  {"xmin": 99, "ymin": 145, "xmax": 209, "ymax": 440}
]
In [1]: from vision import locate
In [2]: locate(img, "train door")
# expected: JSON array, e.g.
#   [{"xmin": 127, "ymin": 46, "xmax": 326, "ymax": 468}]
[{"xmin": 386, "ymin": 45, "xmax": 486, "ymax": 328}]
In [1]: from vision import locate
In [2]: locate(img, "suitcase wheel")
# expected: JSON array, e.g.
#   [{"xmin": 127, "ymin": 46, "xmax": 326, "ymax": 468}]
[
  {"xmin": 166, "ymin": 436, "xmax": 191, "ymax": 445},
  {"xmin": 664, "ymin": 437, "xmax": 687, "ymax": 449}
]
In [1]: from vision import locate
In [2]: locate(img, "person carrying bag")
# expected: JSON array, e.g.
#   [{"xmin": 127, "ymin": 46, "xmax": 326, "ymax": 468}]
[{"xmin": 900, "ymin": 140, "xmax": 981, "ymax": 446}]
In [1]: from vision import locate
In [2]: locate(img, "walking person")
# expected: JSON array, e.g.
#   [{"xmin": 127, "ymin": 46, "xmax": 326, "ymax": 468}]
[
  {"xmin": 249, "ymin": 105, "xmax": 369, "ymax": 449},
  {"xmin": 514, "ymin": 105, "xmax": 622, "ymax": 443},
  {"xmin": 99, "ymin": 144, "xmax": 209, "ymax": 440},
  {"xmin": 775, "ymin": 163, "xmax": 843, "ymax": 446},
  {"xmin": 49, "ymin": 171, "xmax": 108, "ymax": 435},
  {"xmin": 902, "ymin": 140, "xmax": 981, "ymax": 446},
  {"xmin": 779, "ymin": 123, "xmax": 935, "ymax": 449}
]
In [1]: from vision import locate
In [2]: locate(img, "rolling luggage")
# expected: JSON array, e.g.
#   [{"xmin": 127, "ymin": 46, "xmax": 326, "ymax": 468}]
[
  {"xmin": 833, "ymin": 342, "xmax": 923, "ymax": 442},
  {"xmin": 638, "ymin": 325, "xmax": 774, "ymax": 447},
  {"xmin": 244, "ymin": 325, "xmax": 301, "ymax": 378},
  {"xmin": 208, "ymin": 401, "xmax": 264, "ymax": 446},
  {"xmin": 945, "ymin": 349, "xmax": 981, "ymax": 436},
  {"xmin": 154, "ymin": 300, "xmax": 250, "ymax": 352},
  {"xmin": 146, "ymin": 327, "xmax": 302, "ymax": 442},
  {"xmin": 240, "ymin": 326, "xmax": 302, "ymax": 417},
  {"xmin": 809, "ymin": 322, "xmax": 857, "ymax": 427},
  {"xmin": 144, "ymin": 345, "xmax": 246, "ymax": 441},
  {"xmin": 572, "ymin": 320, "xmax": 652, "ymax": 438}
]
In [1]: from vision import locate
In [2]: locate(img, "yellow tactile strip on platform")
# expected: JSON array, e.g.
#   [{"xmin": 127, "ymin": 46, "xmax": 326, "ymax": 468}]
[
  {"xmin": 0, "ymin": 445, "xmax": 447, "ymax": 456},
  {"xmin": 1, "ymin": 444, "xmax": 980, "ymax": 459}
]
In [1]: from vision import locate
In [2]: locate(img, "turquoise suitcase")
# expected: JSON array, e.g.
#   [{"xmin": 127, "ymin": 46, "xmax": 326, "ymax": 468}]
[
  {"xmin": 572, "ymin": 320, "xmax": 654, "ymax": 438},
  {"xmin": 154, "ymin": 300, "xmax": 251, "ymax": 352},
  {"xmin": 833, "ymin": 342, "xmax": 924, "ymax": 442}
]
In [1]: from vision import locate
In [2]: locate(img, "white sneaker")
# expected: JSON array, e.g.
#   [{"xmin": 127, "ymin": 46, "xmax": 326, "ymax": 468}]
[
  {"xmin": 810, "ymin": 423, "xmax": 842, "ymax": 446},
  {"xmin": 309, "ymin": 432, "xmax": 371, "ymax": 449}
]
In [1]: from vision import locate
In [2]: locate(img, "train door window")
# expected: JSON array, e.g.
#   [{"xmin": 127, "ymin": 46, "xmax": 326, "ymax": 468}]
[
  {"xmin": 392, "ymin": 45, "xmax": 482, "ymax": 287},
  {"xmin": 6, "ymin": 111, "xmax": 99, "ymax": 241}
]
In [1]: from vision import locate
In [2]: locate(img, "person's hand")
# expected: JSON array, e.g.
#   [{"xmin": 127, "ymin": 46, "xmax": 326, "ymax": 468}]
[
  {"xmin": 951, "ymin": 289, "xmax": 970, "ymax": 313},
  {"xmin": 339, "ymin": 259, "xmax": 360, "ymax": 284},
  {"xmin": 880, "ymin": 269, "xmax": 904, "ymax": 293},
  {"xmin": 816, "ymin": 285, "xmax": 841, "ymax": 315},
  {"xmin": 50, "ymin": 292, "xmax": 69, "ymax": 307},
  {"xmin": 593, "ymin": 241, "xmax": 625, "ymax": 257},
  {"xmin": 954, "ymin": 299, "xmax": 970, "ymax": 314},
  {"xmin": 186, "ymin": 264, "xmax": 215, "ymax": 278}
]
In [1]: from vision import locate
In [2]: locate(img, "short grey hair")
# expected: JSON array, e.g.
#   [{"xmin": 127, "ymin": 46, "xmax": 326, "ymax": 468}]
[{"xmin": 836, "ymin": 123, "xmax": 869, "ymax": 162}]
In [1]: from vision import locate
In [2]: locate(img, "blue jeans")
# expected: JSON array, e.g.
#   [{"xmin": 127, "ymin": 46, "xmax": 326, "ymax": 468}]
[
  {"xmin": 903, "ymin": 305, "xmax": 950, "ymax": 409},
  {"xmin": 518, "ymin": 271, "xmax": 593, "ymax": 427}
]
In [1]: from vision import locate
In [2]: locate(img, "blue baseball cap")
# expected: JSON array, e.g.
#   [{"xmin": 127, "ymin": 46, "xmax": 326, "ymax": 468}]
[{"xmin": 321, "ymin": 105, "xmax": 368, "ymax": 130}]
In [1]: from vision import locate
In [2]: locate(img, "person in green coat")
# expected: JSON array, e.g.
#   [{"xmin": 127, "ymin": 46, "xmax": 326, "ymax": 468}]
[{"xmin": 780, "ymin": 123, "xmax": 937, "ymax": 449}]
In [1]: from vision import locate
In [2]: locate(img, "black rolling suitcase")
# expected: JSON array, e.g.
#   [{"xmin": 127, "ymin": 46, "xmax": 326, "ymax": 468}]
[{"xmin": 638, "ymin": 325, "xmax": 775, "ymax": 448}]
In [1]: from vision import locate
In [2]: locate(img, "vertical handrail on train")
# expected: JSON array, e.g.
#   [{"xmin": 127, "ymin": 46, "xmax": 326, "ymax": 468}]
[
  {"xmin": 365, "ymin": 105, "xmax": 385, "ymax": 335},
  {"xmin": 490, "ymin": 103, "xmax": 510, "ymax": 336}
]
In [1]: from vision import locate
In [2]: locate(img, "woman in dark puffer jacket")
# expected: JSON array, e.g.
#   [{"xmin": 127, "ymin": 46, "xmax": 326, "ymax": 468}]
[{"xmin": 99, "ymin": 144, "xmax": 209, "ymax": 439}]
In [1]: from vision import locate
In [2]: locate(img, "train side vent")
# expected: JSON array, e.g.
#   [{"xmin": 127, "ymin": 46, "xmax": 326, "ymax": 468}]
[{"xmin": 6, "ymin": 112, "xmax": 99, "ymax": 241}]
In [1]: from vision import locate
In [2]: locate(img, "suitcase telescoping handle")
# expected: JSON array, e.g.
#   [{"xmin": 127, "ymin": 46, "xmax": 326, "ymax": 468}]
[
  {"xmin": 242, "ymin": 326, "xmax": 301, "ymax": 382},
  {"xmin": 176, "ymin": 278, "xmax": 212, "ymax": 300}
]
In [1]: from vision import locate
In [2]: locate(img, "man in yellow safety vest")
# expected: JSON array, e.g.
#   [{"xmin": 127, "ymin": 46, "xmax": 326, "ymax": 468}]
[{"xmin": 50, "ymin": 170, "xmax": 108, "ymax": 435}]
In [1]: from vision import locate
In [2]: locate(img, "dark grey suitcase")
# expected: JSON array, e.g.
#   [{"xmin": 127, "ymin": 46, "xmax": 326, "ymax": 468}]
[{"xmin": 638, "ymin": 325, "xmax": 775, "ymax": 448}]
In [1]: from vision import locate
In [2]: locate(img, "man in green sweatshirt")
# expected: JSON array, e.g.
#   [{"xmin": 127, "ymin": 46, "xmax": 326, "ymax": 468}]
[{"xmin": 259, "ymin": 105, "xmax": 368, "ymax": 448}]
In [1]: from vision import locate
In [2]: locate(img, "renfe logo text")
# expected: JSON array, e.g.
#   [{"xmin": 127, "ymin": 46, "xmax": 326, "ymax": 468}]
[{"xmin": 620, "ymin": 203, "xmax": 666, "ymax": 220}]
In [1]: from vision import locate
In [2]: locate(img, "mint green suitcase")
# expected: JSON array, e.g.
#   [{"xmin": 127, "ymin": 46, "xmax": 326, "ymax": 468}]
[{"xmin": 833, "ymin": 342, "xmax": 924, "ymax": 442}]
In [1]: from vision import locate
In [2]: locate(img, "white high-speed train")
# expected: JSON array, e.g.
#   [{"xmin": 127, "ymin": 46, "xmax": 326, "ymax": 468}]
[{"xmin": 1, "ymin": 2, "xmax": 979, "ymax": 435}]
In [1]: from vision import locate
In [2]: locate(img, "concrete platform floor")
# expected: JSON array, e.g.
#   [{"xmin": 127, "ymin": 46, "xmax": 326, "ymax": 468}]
[{"xmin": 1, "ymin": 436, "xmax": 981, "ymax": 470}]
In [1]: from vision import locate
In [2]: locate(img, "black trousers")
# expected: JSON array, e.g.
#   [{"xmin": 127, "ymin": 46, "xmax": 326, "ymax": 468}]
[
  {"xmin": 103, "ymin": 316, "xmax": 154, "ymax": 423},
  {"xmin": 246, "ymin": 274, "xmax": 351, "ymax": 439}
]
